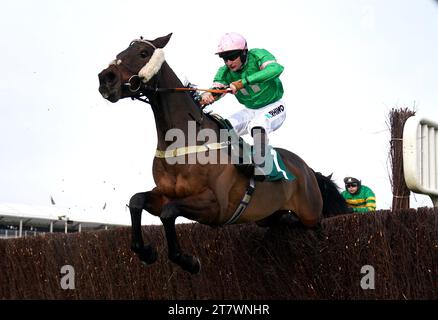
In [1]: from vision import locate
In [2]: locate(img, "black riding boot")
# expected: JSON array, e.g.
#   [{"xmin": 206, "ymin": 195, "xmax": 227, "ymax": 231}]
[{"xmin": 251, "ymin": 126, "xmax": 272, "ymax": 181}]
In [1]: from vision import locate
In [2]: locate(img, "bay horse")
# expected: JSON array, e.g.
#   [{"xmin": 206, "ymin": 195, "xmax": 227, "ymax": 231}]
[{"xmin": 98, "ymin": 33, "xmax": 348, "ymax": 274}]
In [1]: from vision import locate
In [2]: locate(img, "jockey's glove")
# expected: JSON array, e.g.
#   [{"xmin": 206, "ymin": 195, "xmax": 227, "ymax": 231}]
[{"xmin": 230, "ymin": 80, "xmax": 244, "ymax": 93}]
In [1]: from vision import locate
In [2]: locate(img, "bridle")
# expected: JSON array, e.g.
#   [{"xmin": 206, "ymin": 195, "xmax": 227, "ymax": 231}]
[{"xmin": 107, "ymin": 38, "xmax": 161, "ymax": 104}]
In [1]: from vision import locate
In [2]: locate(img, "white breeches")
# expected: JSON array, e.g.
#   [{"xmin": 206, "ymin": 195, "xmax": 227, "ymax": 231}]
[{"xmin": 227, "ymin": 100, "xmax": 286, "ymax": 136}]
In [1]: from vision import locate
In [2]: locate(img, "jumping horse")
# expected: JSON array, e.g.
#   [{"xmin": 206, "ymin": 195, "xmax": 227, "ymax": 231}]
[{"xmin": 98, "ymin": 33, "xmax": 348, "ymax": 274}]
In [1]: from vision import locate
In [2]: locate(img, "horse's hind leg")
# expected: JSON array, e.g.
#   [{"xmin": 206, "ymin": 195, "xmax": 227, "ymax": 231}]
[
  {"xmin": 262, "ymin": 210, "xmax": 324, "ymax": 240},
  {"xmin": 256, "ymin": 210, "xmax": 288, "ymax": 227},
  {"xmin": 256, "ymin": 210, "xmax": 302, "ymax": 228},
  {"xmin": 160, "ymin": 201, "xmax": 201, "ymax": 274},
  {"xmin": 129, "ymin": 190, "xmax": 162, "ymax": 265}
]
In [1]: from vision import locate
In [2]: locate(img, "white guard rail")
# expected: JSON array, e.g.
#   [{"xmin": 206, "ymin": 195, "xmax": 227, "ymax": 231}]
[{"xmin": 403, "ymin": 116, "xmax": 438, "ymax": 207}]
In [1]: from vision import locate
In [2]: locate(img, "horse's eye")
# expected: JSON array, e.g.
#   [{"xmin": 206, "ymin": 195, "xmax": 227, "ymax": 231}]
[{"xmin": 140, "ymin": 51, "xmax": 148, "ymax": 59}]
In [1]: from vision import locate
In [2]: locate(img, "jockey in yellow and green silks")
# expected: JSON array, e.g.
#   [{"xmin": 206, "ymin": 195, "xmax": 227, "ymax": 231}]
[{"xmin": 341, "ymin": 177, "xmax": 377, "ymax": 213}]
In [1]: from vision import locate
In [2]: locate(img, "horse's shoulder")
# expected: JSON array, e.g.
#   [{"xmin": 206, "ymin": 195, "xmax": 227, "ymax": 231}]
[{"xmin": 153, "ymin": 162, "xmax": 212, "ymax": 198}]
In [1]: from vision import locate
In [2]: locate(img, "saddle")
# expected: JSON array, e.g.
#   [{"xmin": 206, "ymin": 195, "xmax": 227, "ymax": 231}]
[{"xmin": 204, "ymin": 112, "xmax": 295, "ymax": 182}]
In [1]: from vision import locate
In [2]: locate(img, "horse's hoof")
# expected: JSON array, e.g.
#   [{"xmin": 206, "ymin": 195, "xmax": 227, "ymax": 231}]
[
  {"xmin": 179, "ymin": 255, "xmax": 201, "ymax": 274},
  {"xmin": 137, "ymin": 245, "xmax": 158, "ymax": 265}
]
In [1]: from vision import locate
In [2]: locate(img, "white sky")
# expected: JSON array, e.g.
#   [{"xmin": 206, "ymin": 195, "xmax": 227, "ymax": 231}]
[{"xmin": 1, "ymin": 0, "xmax": 437, "ymax": 225}]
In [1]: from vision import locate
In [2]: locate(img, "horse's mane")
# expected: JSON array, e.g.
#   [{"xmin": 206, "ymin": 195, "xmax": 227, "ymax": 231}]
[
  {"xmin": 184, "ymin": 80, "xmax": 203, "ymax": 107},
  {"xmin": 183, "ymin": 80, "xmax": 230, "ymax": 129},
  {"xmin": 314, "ymin": 171, "xmax": 349, "ymax": 217}
]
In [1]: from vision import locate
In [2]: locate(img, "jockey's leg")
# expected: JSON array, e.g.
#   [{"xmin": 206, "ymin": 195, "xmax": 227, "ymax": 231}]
[
  {"xmin": 227, "ymin": 108, "xmax": 255, "ymax": 136},
  {"xmin": 227, "ymin": 108, "xmax": 255, "ymax": 173},
  {"xmin": 251, "ymin": 126, "xmax": 273, "ymax": 181}
]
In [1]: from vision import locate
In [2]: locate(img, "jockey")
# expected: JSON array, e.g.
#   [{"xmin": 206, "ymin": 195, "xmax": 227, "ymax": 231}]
[
  {"xmin": 200, "ymin": 32, "xmax": 286, "ymax": 180},
  {"xmin": 341, "ymin": 177, "xmax": 377, "ymax": 212}
]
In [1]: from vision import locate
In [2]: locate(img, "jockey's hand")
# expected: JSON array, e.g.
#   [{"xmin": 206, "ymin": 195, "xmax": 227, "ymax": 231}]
[
  {"xmin": 200, "ymin": 92, "xmax": 215, "ymax": 106},
  {"xmin": 230, "ymin": 80, "xmax": 243, "ymax": 94}
]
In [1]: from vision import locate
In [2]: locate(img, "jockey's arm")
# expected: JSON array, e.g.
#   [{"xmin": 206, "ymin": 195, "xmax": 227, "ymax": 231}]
[{"xmin": 242, "ymin": 61, "xmax": 284, "ymax": 86}]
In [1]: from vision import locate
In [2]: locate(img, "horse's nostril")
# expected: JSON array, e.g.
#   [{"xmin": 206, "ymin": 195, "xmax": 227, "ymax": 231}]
[
  {"xmin": 106, "ymin": 71, "xmax": 117, "ymax": 84},
  {"xmin": 99, "ymin": 69, "xmax": 118, "ymax": 86}
]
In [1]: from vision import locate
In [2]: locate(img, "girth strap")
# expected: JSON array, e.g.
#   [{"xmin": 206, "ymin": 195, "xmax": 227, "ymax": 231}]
[{"xmin": 224, "ymin": 177, "xmax": 256, "ymax": 225}]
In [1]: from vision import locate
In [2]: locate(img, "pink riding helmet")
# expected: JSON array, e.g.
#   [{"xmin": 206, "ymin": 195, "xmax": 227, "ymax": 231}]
[{"xmin": 216, "ymin": 32, "xmax": 247, "ymax": 54}]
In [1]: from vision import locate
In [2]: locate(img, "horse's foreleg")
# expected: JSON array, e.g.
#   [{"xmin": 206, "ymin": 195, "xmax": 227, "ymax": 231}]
[
  {"xmin": 129, "ymin": 191, "xmax": 161, "ymax": 265},
  {"xmin": 160, "ymin": 202, "xmax": 201, "ymax": 274}
]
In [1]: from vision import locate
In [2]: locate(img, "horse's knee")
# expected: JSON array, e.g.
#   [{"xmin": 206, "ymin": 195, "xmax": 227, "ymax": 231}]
[
  {"xmin": 129, "ymin": 192, "xmax": 146, "ymax": 210},
  {"xmin": 160, "ymin": 202, "xmax": 180, "ymax": 221}
]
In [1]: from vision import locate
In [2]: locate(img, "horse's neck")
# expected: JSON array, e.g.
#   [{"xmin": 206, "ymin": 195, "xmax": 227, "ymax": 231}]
[{"xmin": 149, "ymin": 62, "xmax": 218, "ymax": 150}]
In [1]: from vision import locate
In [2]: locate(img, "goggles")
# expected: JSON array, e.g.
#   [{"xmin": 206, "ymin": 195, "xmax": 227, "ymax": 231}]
[{"xmin": 219, "ymin": 51, "xmax": 241, "ymax": 62}]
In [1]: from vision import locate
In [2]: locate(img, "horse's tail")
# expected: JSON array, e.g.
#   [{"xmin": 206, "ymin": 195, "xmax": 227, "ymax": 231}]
[{"xmin": 313, "ymin": 171, "xmax": 349, "ymax": 218}]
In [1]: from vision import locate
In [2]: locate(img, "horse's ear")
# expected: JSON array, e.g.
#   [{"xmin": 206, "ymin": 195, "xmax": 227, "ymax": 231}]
[
  {"xmin": 327, "ymin": 173, "xmax": 333, "ymax": 179},
  {"xmin": 152, "ymin": 33, "xmax": 173, "ymax": 49}
]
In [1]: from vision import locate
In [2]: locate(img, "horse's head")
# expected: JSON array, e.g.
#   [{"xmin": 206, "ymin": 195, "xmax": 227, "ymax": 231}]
[{"xmin": 98, "ymin": 33, "xmax": 172, "ymax": 102}]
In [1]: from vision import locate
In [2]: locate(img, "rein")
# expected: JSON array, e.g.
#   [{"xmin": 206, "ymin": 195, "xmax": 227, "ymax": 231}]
[
  {"xmin": 128, "ymin": 85, "xmax": 231, "ymax": 105},
  {"xmin": 142, "ymin": 86, "xmax": 231, "ymax": 94},
  {"xmin": 127, "ymin": 76, "xmax": 231, "ymax": 105}
]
